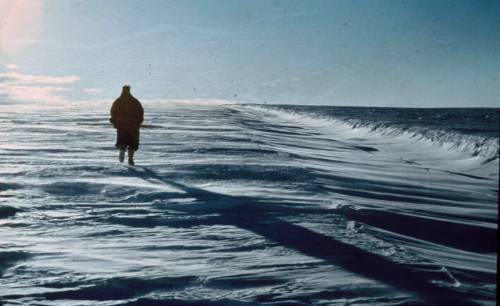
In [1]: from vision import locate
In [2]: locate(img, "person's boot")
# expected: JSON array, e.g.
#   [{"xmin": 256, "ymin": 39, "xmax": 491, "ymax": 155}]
[
  {"xmin": 128, "ymin": 149, "xmax": 135, "ymax": 166},
  {"xmin": 118, "ymin": 148, "xmax": 125, "ymax": 163}
]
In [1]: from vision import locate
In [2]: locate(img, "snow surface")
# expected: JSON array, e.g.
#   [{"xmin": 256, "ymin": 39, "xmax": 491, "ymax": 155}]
[{"xmin": 0, "ymin": 102, "xmax": 497, "ymax": 306}]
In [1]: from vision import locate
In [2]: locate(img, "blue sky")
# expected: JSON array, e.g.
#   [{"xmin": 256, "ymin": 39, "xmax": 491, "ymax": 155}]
[{"xmin": 0, "ymin": 0, "xmax": 499, "ymax": 107}]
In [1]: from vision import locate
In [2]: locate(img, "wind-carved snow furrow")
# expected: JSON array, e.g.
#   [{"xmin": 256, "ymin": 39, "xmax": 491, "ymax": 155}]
[{"xmin": 0, "ymin": 102, "xmax": 497, "ymax": 306}]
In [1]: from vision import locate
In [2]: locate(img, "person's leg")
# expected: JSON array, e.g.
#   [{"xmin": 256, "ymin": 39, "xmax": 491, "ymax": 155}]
[
  {"xmin": 127, "ymin": 130, "xmax": 140, "ymax": 166},
  {"xmin": 115, "ymin": 129, "xmax": 128, "ymax": 162},
  {"xmin": 119, "ymin": 148, "xmax": 126, "ymax": 162},
  {"xmin": 127, "ymin": 148, "xmax": 135, "ymax": 166}
]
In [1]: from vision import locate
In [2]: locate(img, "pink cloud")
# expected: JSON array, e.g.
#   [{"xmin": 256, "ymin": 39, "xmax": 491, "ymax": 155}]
[
  {"xmin": 0, "ymin": 84, "xmax": 70, "ymax": 103},
  {"xmin": 146, "ymin": 98, "xmax": 232, "ymax": 105},
  {"xmin": 0, "ymin": 68, "xmax": 80, "ymax": 104},
  {"xmin": 83, "ymin": 88, "xmax": 103, "ymax": 93},
  {"xmin": 0, "ymin": 71, "xmax": 80, "ymax": 84},
  {"xmin": 5, "ymin": 63, "xmax": 19, "ymax": 70}
]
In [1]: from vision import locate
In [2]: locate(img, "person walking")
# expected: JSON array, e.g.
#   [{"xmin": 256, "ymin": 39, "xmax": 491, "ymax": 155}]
[{"xmin": 110, "ymin": 85, "xmax": 144, "ymax": 165}]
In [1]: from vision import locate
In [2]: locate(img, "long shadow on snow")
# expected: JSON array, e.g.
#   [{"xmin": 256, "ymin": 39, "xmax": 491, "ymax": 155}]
[{"xmin": 126, "ymin": 166, "xmax": 483, "ymax": 306}]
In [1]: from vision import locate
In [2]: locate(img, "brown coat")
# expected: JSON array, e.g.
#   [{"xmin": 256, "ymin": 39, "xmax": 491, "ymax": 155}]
[{"xmin": 110, "ymin": 93, "xmax": 144, "ymax": 131}]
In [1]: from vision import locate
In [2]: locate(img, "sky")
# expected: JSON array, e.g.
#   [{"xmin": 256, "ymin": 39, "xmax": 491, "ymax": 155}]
[{"xmin": 0, "ymin": 0, "xmax": 499, "ymax": 107}]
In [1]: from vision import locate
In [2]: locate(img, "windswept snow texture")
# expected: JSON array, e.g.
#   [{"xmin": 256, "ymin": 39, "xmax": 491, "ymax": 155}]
[{"xmin": 0, "ymin": 102, "xmax": 498, "ymax": 306}]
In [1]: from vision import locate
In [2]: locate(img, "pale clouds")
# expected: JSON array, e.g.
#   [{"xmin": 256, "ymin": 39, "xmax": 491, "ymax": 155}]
[
  {"xmin": 5, "ymin": 64, "xmax": 19, "ymax": 70},
  {"xmin": 144, "ymin": 98, "xmax": 231, "ymax": 105},
  {"xmin": 0, "ymin": 71, "xmax": 80, "ymax": 84},
  {"xmin": 83, "ymin": 88, "xmax": 103, "ymax": 94},
  {"xmin": 0, "ymin": 85, "xmax": 69, "ymax": 103},
  {"xmin": 0, "ymin": 66, "xmax": 80, "ymax": 103}
]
